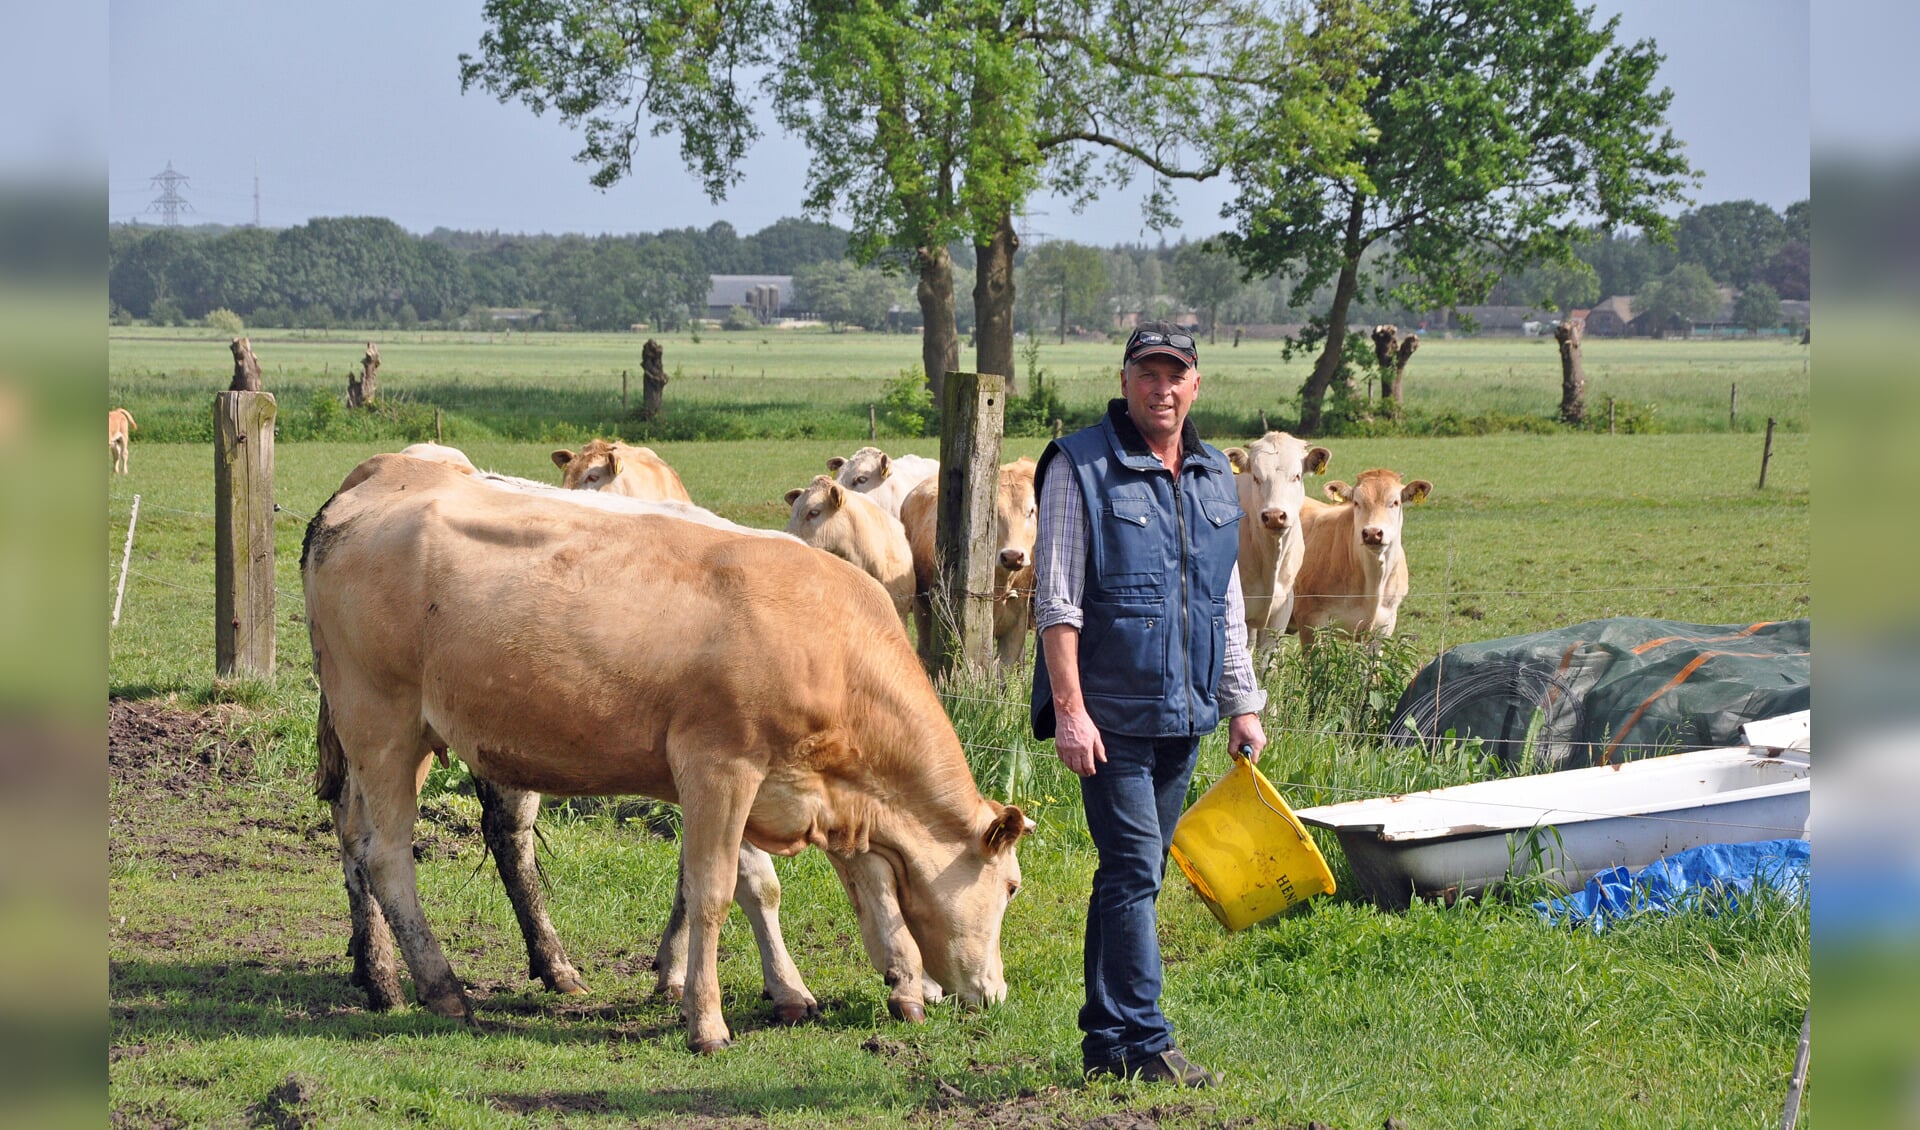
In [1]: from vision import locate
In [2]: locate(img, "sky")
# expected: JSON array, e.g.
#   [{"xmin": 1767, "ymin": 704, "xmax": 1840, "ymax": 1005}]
[{"xmin": 107, "ymin": 0, "xmax": 1810, "ymax": 245}]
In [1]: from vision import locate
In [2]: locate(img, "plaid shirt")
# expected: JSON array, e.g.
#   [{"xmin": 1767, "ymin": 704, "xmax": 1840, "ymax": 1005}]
[{"xmin": 1034, "ymin": 463, "xmax": 1267, "ymax": 719}]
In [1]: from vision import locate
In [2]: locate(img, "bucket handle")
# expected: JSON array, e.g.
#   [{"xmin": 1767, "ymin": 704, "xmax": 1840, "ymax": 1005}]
[{"xmin": 1233, "ymin": 744, "xmax": 1315, "ymax": 847}]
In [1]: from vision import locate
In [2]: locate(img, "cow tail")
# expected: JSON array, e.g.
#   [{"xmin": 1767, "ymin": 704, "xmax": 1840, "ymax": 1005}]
[{"xmin": 315, "ymin": 689, "xmax": 346, "ymax": 803}]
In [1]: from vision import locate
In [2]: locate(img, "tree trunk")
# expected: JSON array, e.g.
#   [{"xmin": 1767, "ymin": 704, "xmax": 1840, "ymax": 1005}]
[
  {"xmin": 640, "ymin": 338, "xmax": 668, "ymax": 420},
  {"xmin": 1299, "ymin": 196, "xmax": 1367, "ymax": 435},
  {"xmin": 1556, "ymin": 320, "xmax": 1587, "ymax": 424},
  {"xmin": 1209, "ymin": 304, "xmax": 1219, "ymax": 346},
  {"xmin": 973, "ymin": 211, "xmax": 1019, "ymax": 396},
  {"xmin": 1392, "ymin": 334, "xmax": 1418, "ymax": 405},
  {"xmin": 1058, "ymin": 286, "xmax": 1067, "ymax": 346},
  {"xmin": 1370, "ymin": 324, "xmax": 1399, "ymax": 402},
  {"xmin": 915, "ymin": 245, "xmax": 959, "ymax": 406},
  {"xmin": 347, "ymin": 341, "xmax": 380, "ymax": 409}
]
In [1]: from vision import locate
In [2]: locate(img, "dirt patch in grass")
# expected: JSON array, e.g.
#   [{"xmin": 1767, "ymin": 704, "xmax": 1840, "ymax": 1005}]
[{"xmin": 109, "ymin": 697, "xmax": 259, "ymax": 794}]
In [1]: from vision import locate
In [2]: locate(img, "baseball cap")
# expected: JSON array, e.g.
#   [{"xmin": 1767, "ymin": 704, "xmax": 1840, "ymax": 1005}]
[{"xmin": 1124, "ymin": 321, "xmax": 1198, "ymax": 368}]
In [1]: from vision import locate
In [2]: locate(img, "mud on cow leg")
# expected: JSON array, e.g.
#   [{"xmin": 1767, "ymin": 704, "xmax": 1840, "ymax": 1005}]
[
  {"xmin": 350, "ymin": 753, "xmax": 474, "ymax": 1022},
  {"xmin": 475, "ymin": 778, "xmax": 589, "ymax": 995},
  {"xmin": 334, "ymin": 796, "xmax": 405, "ymax": 1011}
]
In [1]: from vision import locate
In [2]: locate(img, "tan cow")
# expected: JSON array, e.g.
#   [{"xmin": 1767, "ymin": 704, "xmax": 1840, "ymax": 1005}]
[
  {"xmin": 828, "ymin": 447, "xmax": 938, "ymax": 520},
  {"xmin": 552, "ymin": 438, "xmax": 692, "ymax": 502},
  {"xmin": 786, "ymin": 475, "xmax": 916, "ymax": 629},
  {"xmin": 1224, "ymin": 432, "xmax": 1331, "ymax": 650},
  {"xmin": 303, "ymin": 455, "xmax": 1029, "ymax": 1051},
  {"xmin": 1289, "ymin": 468, "xmax": 1434, "ymax": 650},
  {"xmin": 899, "ymin": 458, "xmax": 1038, "ymax": 669},
  {"xmin": 384, "ymin": 443, "xmax": 827, "ymax": 1021},
  {"xmin": 108, "ymin": 408, "xmax": 137, "ymax": 475}
]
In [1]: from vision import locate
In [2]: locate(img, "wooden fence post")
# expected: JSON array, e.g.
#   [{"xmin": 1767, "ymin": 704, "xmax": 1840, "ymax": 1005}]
[
  {"xmin": 870, "ymin": 403, "xmax": 877, "ymax": 441},
  {"xmin": 1730, "ymin": 382, "xmax": 1738, "ymax": 430},
  {"xmin": 931, "ymin": 370, "xmax": 1006, "ymax": 676},
  {"xmin": 214, "ymin": 391, "xmax": 277, "ymax": 679},
  {"xmin": 1758, "ymin": 417, "xmax": 1776, "ymax": 489}
]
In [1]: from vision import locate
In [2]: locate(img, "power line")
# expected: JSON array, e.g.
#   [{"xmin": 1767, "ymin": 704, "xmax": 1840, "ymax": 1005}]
[{"xmin": 146, "ymin": 160, "xmax": 193, "ymax": 227}]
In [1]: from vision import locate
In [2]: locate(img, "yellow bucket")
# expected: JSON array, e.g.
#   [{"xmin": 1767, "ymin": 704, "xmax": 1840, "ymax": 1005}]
[{"xmin": 1170, "ymin": 750, "xmax": 1336, "ymax": 930}]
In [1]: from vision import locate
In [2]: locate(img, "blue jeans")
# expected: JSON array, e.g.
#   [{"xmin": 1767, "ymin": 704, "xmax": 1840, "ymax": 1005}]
[{"xmin": 1077, "ymin": 731, "xmax": 1201, "ymax": 1067}]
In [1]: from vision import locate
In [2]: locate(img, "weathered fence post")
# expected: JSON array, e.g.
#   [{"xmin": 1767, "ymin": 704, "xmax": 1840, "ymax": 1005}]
[
  {"xmin": 1609, "ymin": 397, "xmax": 1616, "ymax": 435},
  {"xmin": 214, "ymin": 391, "xmax": 276, "ymax": 678},
  {"xmin": 930, "ymin": 370, "xmax": 1006, "ymax": 676},
  {"xmin": 639, "ymin": 339, "xmax": 668, "ymax": 420},
  {"xmin": 434, "ymin": 406, "xmax": 442, "ymax": 443},
  {"xmin": 1730, "ymin": 382, "xmax": 1738, "ymax": 430},
  {"xmin": 869, "ymin": 404, "xmax": 877, "ymax": 442},
  {"xmin": 1758, "ymin": 417, "xmax": 1776, "ymax": 489},
  {"xmin": 622, "ymin": 369, "xmax": 629, "ymax": 413}
]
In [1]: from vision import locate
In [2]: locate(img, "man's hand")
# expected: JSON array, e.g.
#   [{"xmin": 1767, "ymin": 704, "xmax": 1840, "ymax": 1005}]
[
  {"xmin": 1054, "ymin": 703, "xmax": 1107, "ymax": 778},
  {"xmin": 1228, "ymin": 712, "xmax": 1267, "ymax": 763}
]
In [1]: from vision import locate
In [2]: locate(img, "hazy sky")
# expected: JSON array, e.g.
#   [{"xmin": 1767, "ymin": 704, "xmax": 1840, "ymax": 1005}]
[{"xmin": 108, "ymin": 0, "xmax": 1808, "ymax": 244}]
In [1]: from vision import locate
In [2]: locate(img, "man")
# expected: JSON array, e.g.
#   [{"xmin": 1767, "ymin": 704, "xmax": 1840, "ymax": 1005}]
[{"xmin": 1030, "ymin": 322, "xmax": 1268, "ymax": 1088}]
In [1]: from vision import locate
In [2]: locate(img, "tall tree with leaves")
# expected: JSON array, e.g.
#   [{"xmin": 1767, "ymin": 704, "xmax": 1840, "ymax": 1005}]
[
  {"xmin": 1169, "ymin": 241, "xmax": 1243, "ymax": 344},
  {"xmin": 1025, "ymin": 241, "xmax": 1109, "ymax": 342},
  {"xmin": 1218, "ymin": 0, "xmax": 1695, "ymax": 433}
]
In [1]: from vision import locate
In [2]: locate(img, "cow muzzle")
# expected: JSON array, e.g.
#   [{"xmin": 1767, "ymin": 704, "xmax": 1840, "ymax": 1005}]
[
  {"xmin": 1360, "ymin": 527, "xmax": 1386, "ymax": 547},
  {"xmin": 999, "ymin": 548, "xmax": 1029, "ymax": 571},
  {"xmin": 1260, "ymin": 508, "xmax": 1290, "ymax": 532}
]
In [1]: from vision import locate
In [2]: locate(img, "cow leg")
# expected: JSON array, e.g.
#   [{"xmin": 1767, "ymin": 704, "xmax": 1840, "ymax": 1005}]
[
  {"xmin": 653, "ymin": 850, "xmax": 692, "ymax": 1001},
  {"xmin": 331, "ymin": 781, "xmax": 404, "ymax": 1011},
  {"xmin": 673, "ymin": 769, "xmax": 758, "ymax": 1053},
  {"xmin": 828, "ymin": 851, "xmax": 933, "ymax": 1022},
  {"xmin": 733, "ymin": 844, "xmax": 819, "ymax": 1024},
  {"xmin": 351, "ymin": 743, "xmax": 472, "ymax": 1021},
  {"xmin": 475, "ymin": 778, "xmax": 588, "ymax": 996}
]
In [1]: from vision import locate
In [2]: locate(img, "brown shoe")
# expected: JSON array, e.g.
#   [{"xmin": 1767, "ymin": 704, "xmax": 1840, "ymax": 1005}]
[{"xmin": 1086, "ymin": 1048, "xmax": 1222, "ymax": 1088}]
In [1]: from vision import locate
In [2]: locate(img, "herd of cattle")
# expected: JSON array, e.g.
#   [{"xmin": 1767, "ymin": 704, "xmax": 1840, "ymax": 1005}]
[{"xmin": 295, "ymin": 433, "xmax": 1430, "ymax": 1050}]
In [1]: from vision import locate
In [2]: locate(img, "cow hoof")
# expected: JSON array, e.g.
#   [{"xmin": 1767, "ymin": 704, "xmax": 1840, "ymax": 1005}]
[
  {"xmin": 550, "ymin": 976, "xmax": 590, "ymax": 996},
  {"xmin": 773, "ymin": 1001, "xmax": 819, "ymax": 1025},
  {"xmin": 888, "ymin": 998, "xmax": 927, "ymax": 1024},
  {"xmin": 690, "ymin": 1037, "xmax": 734, "ymax": 1055},
  {"xmin": 421, "ymin": 986, "xmax": 472, "ymax": 1021},
  {"xmin": 658, "ymin": 984, "xmax": 686, "ymax": 1002}
]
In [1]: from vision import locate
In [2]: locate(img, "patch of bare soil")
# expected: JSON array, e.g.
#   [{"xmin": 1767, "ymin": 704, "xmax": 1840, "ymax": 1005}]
[{"xmin": 108, "ymin": 698, "xmax": 258, "ymax": 794}]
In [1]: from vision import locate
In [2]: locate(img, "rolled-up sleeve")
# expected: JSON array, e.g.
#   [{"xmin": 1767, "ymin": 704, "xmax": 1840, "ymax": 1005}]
[
  {"xmin": 1033, "ymin": 464, "xmax": 1087, "ymax": 632},
  {"xmin": 1215, "ymin": 565, "xmax": 1268, "ymax": 719}
]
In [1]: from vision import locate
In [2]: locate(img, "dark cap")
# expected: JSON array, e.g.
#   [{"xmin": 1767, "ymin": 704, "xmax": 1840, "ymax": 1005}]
[{"xmin": 1124, "ymin": 321, "xmax": 1198, "ymax": 368}]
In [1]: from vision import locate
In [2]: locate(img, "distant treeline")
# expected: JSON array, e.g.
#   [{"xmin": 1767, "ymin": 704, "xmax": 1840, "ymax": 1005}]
[{"xmin": 108, "ymin": 198, "xmax": 1807, "ymax": 335}]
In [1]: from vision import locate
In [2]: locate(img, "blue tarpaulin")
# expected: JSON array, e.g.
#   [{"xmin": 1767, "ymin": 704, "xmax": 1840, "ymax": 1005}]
[{"xmin": 1535, "ymin": 839, "xmax": 1810, "ymax": 932}]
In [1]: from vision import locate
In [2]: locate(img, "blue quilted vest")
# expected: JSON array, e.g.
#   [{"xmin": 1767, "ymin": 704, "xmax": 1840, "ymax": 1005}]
[{"xmin": 1031, "ymin": 401, "xmax": 1244, "ymax": 739}]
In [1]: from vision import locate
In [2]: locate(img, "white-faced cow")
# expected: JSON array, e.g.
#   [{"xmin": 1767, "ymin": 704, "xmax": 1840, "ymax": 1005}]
[
  {"xmin": 303, "ymin": 454, "xmax": 1030, "ymax": 1051},
  {"xmin": 1223, "ymin": 432, "xmax": 1331, "ymax": 650},
  {"xmin": 899, "ymin": 458, "xmax": 1039, "ymax": 669},
  {"xmin": 828, "ymin": 447, "xmax": 938, "ymax": 520},
  {"xmin": 1289, "ymin": 468, "xmax": 1434, "ymax": 650},
  {"xmin": 552, "ymin": 438, "xmax": 692, "ymax": 502},
  {"xmin": 786, "ymin": 475, "xmax": 916, "ymax": 629}
]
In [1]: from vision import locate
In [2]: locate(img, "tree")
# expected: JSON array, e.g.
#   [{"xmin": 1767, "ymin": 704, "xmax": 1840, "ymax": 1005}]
[
  {"xmin": 1169, "ymin": 241, "xmax": 1243, "ymax": 344},
  {"xmin": 1633, "ymin": 263, "xmax": 1720, "ymax": 335},
  {"xmin": 1762, "ymin": 240, "xmax": 1809, "ymax": 301},
  {"xmin": 1218, "ymin": 0, "xmax": 1694, "ymax": 433},
  {"xmin": 793, "ymin": 259, "xmax": 904, "ymax": 331},
  {"xmin": 1733, "ymin": 282, "xmax": 1782, "ymax": 334},
  {"xmin": 1493, "ymin": 257, "xmax": 1599, "ymax": 312},
  {"xmin": 1675, "ymin": 200, "xmax": 1785, "ymax": 288},
  {"xmin": 1024, "ymin": 241, "xmax": 1108, "ymax": 342}
]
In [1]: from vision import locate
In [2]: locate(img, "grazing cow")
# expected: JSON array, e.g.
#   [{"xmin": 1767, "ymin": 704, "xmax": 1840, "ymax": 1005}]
[
  {"xmin": 385, "ymin": 443, "xmax": 826, "ymax": 1020},
  {"xmin": 1288, "ymin": 468, "xmax": 1434, "ymax": 650},
  {"xmin": 899, "ymin": 458, "xmax": 1039, "ymax": 669},
  {"xmin": 786, "ymin": 475, "xmax": 916, "ymax": 629},
  {"xmin": 828, "ymin": 447, "xmax": 938, "ymax": 520},
  {"xmin": 1223, "ymin": 432, "xmax": 1331, "ymax": 650},
  {"xmin": 552, "ymin": 438, "xmax": 692, "ymax": 502},
  {"xmin": 108, "ymin": 408, "xmax": 137, "ymax": 475},
  {"xmin": 303, "ymin": 455, "xmax": 1030, "ymax": 1050}
]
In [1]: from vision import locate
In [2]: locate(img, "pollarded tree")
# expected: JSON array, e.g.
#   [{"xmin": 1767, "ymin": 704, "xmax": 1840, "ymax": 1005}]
[{"xmin": 1217, "ymin": 0, "xmax": 1696, "ymax": 433}]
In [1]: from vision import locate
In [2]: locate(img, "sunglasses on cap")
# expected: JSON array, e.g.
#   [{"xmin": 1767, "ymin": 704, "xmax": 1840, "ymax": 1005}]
[{"xmin": 1124, "ymin": 329, "xmax": 1198, "ymax": 365}]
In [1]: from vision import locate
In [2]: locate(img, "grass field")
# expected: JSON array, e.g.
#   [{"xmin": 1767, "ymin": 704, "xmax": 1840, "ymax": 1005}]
[
  {"xmin": 107, "ymin": 338, "xmax": 1812, "ymax": 1127},
  {"xmin": 108, "ymin": 327, "xmax": 1811, "ymax": 443}
]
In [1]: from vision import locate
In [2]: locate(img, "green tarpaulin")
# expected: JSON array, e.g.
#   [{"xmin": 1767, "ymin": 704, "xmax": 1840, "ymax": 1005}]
[{"xmin": 1388, "ymin": 617, "xmax": 1810, "ymax": 769}]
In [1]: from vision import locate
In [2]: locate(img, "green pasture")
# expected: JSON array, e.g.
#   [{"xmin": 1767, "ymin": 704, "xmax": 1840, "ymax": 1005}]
[
  {"xmin": 108, "ymin": 421, "xmax": 1810, "ymax": 1127},
  {"xmin": 109, "ymin": 327, "xmax": 1811, "ymax": 443}
]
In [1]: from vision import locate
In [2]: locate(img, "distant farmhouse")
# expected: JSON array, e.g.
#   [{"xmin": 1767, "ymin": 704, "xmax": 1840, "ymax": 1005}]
[{"xmin": 705, "ymin": 274, "xmax": 793, "ymax": 323}]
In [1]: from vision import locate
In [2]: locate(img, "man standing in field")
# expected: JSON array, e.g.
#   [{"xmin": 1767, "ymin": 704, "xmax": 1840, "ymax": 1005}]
[{"xmin": 1030, "ymin": 322, "xmax": 1267, "ymax": 1088}]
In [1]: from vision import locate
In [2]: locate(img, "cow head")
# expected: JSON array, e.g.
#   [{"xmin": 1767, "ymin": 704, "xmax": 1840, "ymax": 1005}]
[
  {"xmin": 995, "ymin": 458, "xmax": 1039, "ymax": 576},
  {"xmin": 552, "ymin": 437, "xmax": 623, "ymax": 491},
  {"xmin": 831, "ymin": 447, "xmax": 892, "ymax": 493},
  {"xmin": 784, "ymin": 475, "xmax": 848, "ymax": 540},
  {"xmin": 1324, "ymin": 469, "xmax": 1433, "ymax": 557},
  {"xmin": 1224, "ymin": 432, "xmax": 1330, "ymax": 536},
  {"xmin": 877, "ymin": 799, "xmax": 1031, "ymax": 1010}
]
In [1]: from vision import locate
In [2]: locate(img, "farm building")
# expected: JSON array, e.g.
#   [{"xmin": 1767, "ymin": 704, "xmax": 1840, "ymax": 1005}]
[
  {"xmin": 1585, "ymin": 296, "xmax": 1637, "ymax": 336},
  {"xmin": 705, "ymin": 274, "xmax": 793, "ymax": 323},
  {"xmin": 1435, "ymin": 305, "xmax": 1558, "ymax": 336}
]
